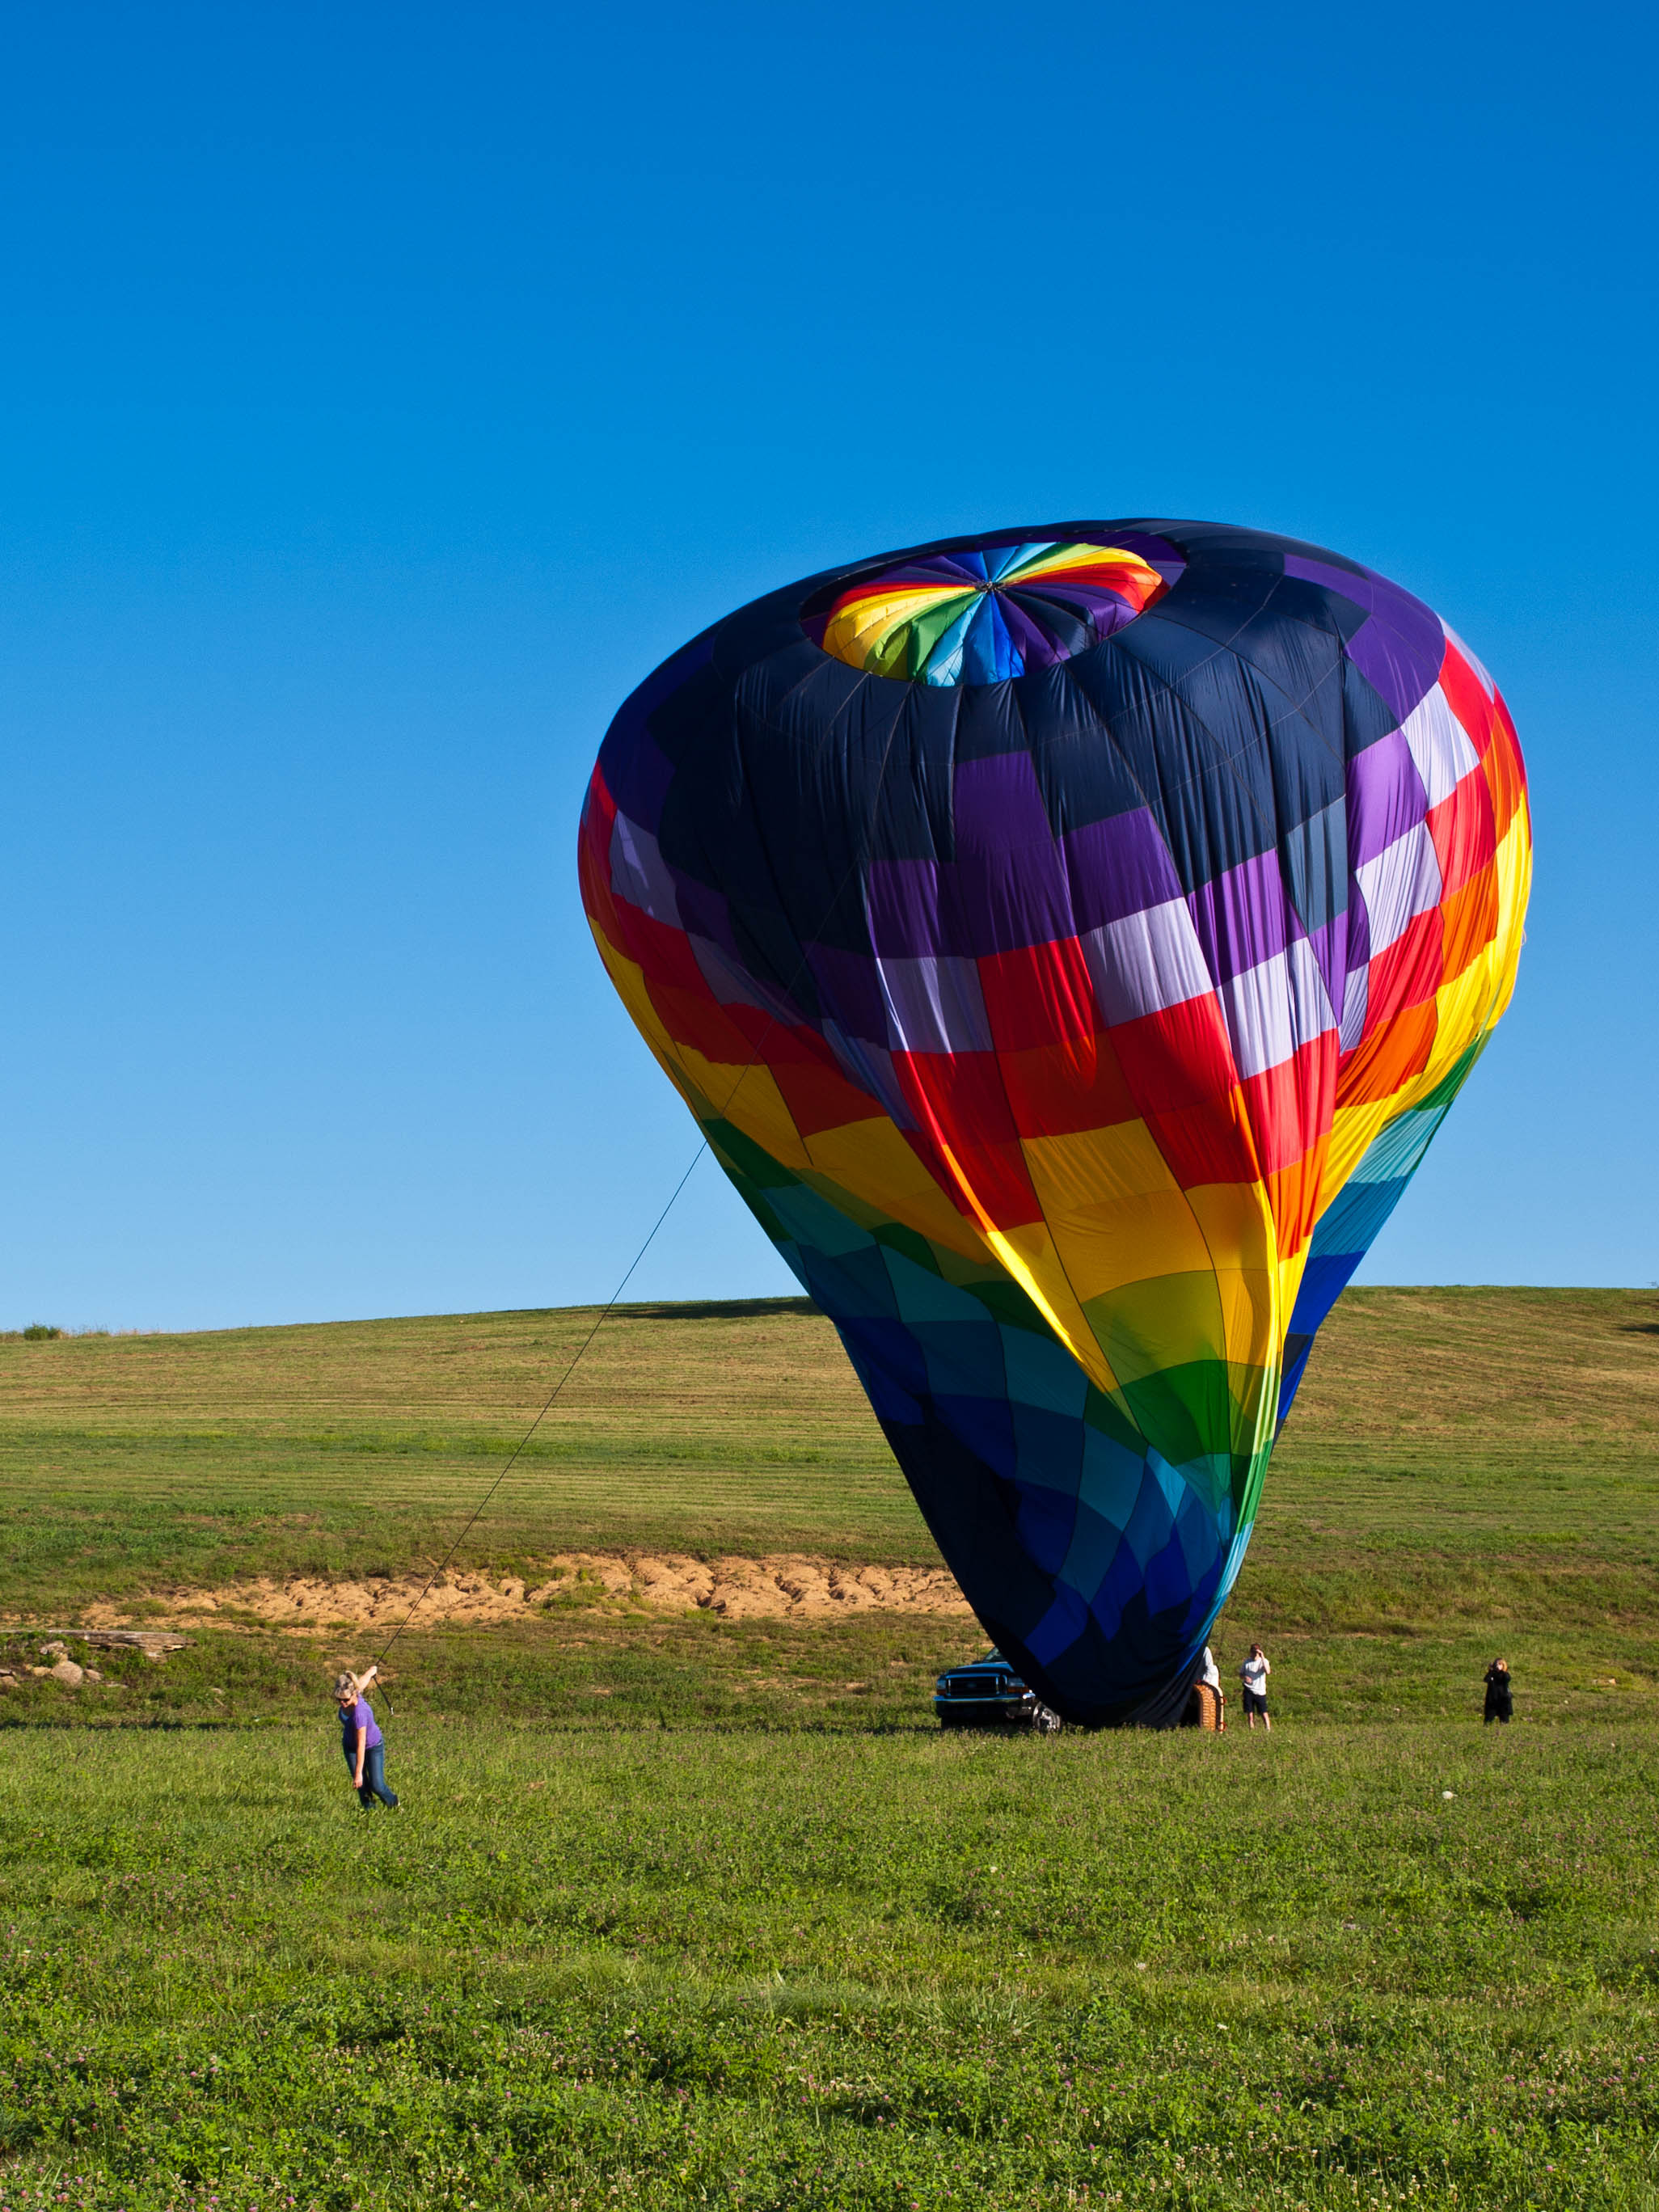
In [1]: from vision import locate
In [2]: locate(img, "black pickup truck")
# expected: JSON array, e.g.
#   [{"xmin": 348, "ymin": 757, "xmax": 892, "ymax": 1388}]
[{"xmin": 933, "ymin": 1648, "xmax": 1062, "ymax": 1733}]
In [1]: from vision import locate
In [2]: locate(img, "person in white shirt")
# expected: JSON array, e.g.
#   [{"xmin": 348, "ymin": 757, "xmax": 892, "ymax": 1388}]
[
  {"xmin": 1239, "ymin": 1643, "xmax": 1272, "ymax": 1730},
  {"xmin": 1199, "ymin": 1646, "xmax": 1221, "ymax": 1691}
]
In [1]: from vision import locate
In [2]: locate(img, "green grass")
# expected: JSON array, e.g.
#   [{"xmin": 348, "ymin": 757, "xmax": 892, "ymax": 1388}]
[
  {"xmin": 0, "ymin": 1299, "xmax": 913, "ymax": 1606},
  {"xmin": 2, "ymin": 1288, "xmax": 1657, "ymax": 2206},
  {"xmin": 2, "ymin": 1286, "xmax": 1655, "ymax": 1725},
  {"xmin": 3, "ymin": 1723, "xmax": 1657, "ymax": 2210},
  {"xmin": 2, "ymin": 1290, "xmax": 1654, "ymax": 1598}
]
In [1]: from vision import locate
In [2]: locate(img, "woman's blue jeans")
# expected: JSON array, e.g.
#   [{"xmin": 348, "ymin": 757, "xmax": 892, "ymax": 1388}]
[{"xmin": 344, "ymin": 1742, "xmax": 399, "ymax": 1809}]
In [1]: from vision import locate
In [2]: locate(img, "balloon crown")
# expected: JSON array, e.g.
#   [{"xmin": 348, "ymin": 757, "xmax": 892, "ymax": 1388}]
[{"xmin": 804, "ymin": 532, "xmax": 1181, "ymax": 686}]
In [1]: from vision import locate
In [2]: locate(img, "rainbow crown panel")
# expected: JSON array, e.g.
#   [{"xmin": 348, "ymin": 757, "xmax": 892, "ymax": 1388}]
[{"xmin": 579, "ymin": 520, "xmax": 1530, "ymax": 1725}]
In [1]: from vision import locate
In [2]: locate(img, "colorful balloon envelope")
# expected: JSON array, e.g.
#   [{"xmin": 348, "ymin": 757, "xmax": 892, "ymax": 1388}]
[{"xmin": 579, "ymin": 521, "xmax": 1530, "ymax": 1724}]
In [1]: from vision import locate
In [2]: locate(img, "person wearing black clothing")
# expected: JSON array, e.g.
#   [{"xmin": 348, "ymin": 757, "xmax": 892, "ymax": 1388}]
[{"xmin": 1483, "ymin": 1658, "xmax": 1513, "ymax": 1724}]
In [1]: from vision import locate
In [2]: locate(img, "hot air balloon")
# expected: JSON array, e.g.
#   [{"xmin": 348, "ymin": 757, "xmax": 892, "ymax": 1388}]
[{"xmin": 578, "ymin": 522, "xmax": 1530, "ymax": 1725}]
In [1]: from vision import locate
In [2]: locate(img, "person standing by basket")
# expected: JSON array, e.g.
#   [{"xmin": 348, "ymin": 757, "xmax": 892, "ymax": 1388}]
[
  {"xmin": 335, "ymin": 1666, "xmax": 399, "ymax": 1809},
  {"xmin": 1193, "ymin": 1644, "xmax": 1226, "ymax": 1731},
  {"xmin": 1239, "ymin": 1643, "xmax": 1272, "ymax": 1732}
]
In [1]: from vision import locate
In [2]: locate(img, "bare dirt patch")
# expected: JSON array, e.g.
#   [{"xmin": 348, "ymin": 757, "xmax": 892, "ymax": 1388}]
[{"xmin": 61, "ymin": 1553, "xmax": 972, "ymax": 1632}]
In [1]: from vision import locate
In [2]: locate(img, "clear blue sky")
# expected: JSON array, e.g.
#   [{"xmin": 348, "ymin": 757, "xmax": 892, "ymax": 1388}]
[{"xmin": 2, "ymin": 1, "xmax": 1654, "ymax": 1332}]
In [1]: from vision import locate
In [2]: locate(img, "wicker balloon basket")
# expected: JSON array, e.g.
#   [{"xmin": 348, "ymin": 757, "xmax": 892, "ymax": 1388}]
[{"xmin": 1182, "ymin": 1682, "xmax": 1225, "ymax": 1732}]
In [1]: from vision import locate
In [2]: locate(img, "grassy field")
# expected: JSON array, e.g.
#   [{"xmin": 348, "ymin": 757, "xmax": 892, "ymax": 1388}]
[
  {"xmin": 0, "ymin": 1298, "xmax": 910, "ymax": 1602},
  {"xmin": 1, "ymin": 1288, "xmax": 1657, "ymax": 2207},
  {"xmin": 1, "ymin": 1286, "xmax": 1655, "ymax": 1725},
  {"xmin": 4, "ymin": 1722, "xmax": 1657, "ymax": 2211},
  {"xmin": 3, "ymin": 1288, "xmax": 1655, "ymax": 1582}
]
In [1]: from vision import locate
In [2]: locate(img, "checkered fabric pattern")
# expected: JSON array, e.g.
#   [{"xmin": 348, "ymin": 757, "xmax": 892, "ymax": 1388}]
[{"xmin": 579, "ymin": 520, "xmax": 1530, "ymax": 1725}]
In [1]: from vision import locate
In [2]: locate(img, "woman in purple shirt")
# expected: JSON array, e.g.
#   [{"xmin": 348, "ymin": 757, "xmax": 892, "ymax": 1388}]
[{"xmin": 335, "ymin": 1669, "xmax": 399, "ymax": 1809}]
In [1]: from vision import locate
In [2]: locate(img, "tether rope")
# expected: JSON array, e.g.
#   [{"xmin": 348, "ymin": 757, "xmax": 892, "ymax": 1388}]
[{"xmin": 371, "ymin": 1141, "xmax": 710, "ymax": 1665}]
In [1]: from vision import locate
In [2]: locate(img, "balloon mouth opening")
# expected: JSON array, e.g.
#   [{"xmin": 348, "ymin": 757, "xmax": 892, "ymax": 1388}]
[
  {"xmin": 999, "ymin": 1638, "xmax": 1217, "ymax": 1732},
  {"xmin": 799, "ymin": 529, "xmax": 1184, "ymax": 686}
]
